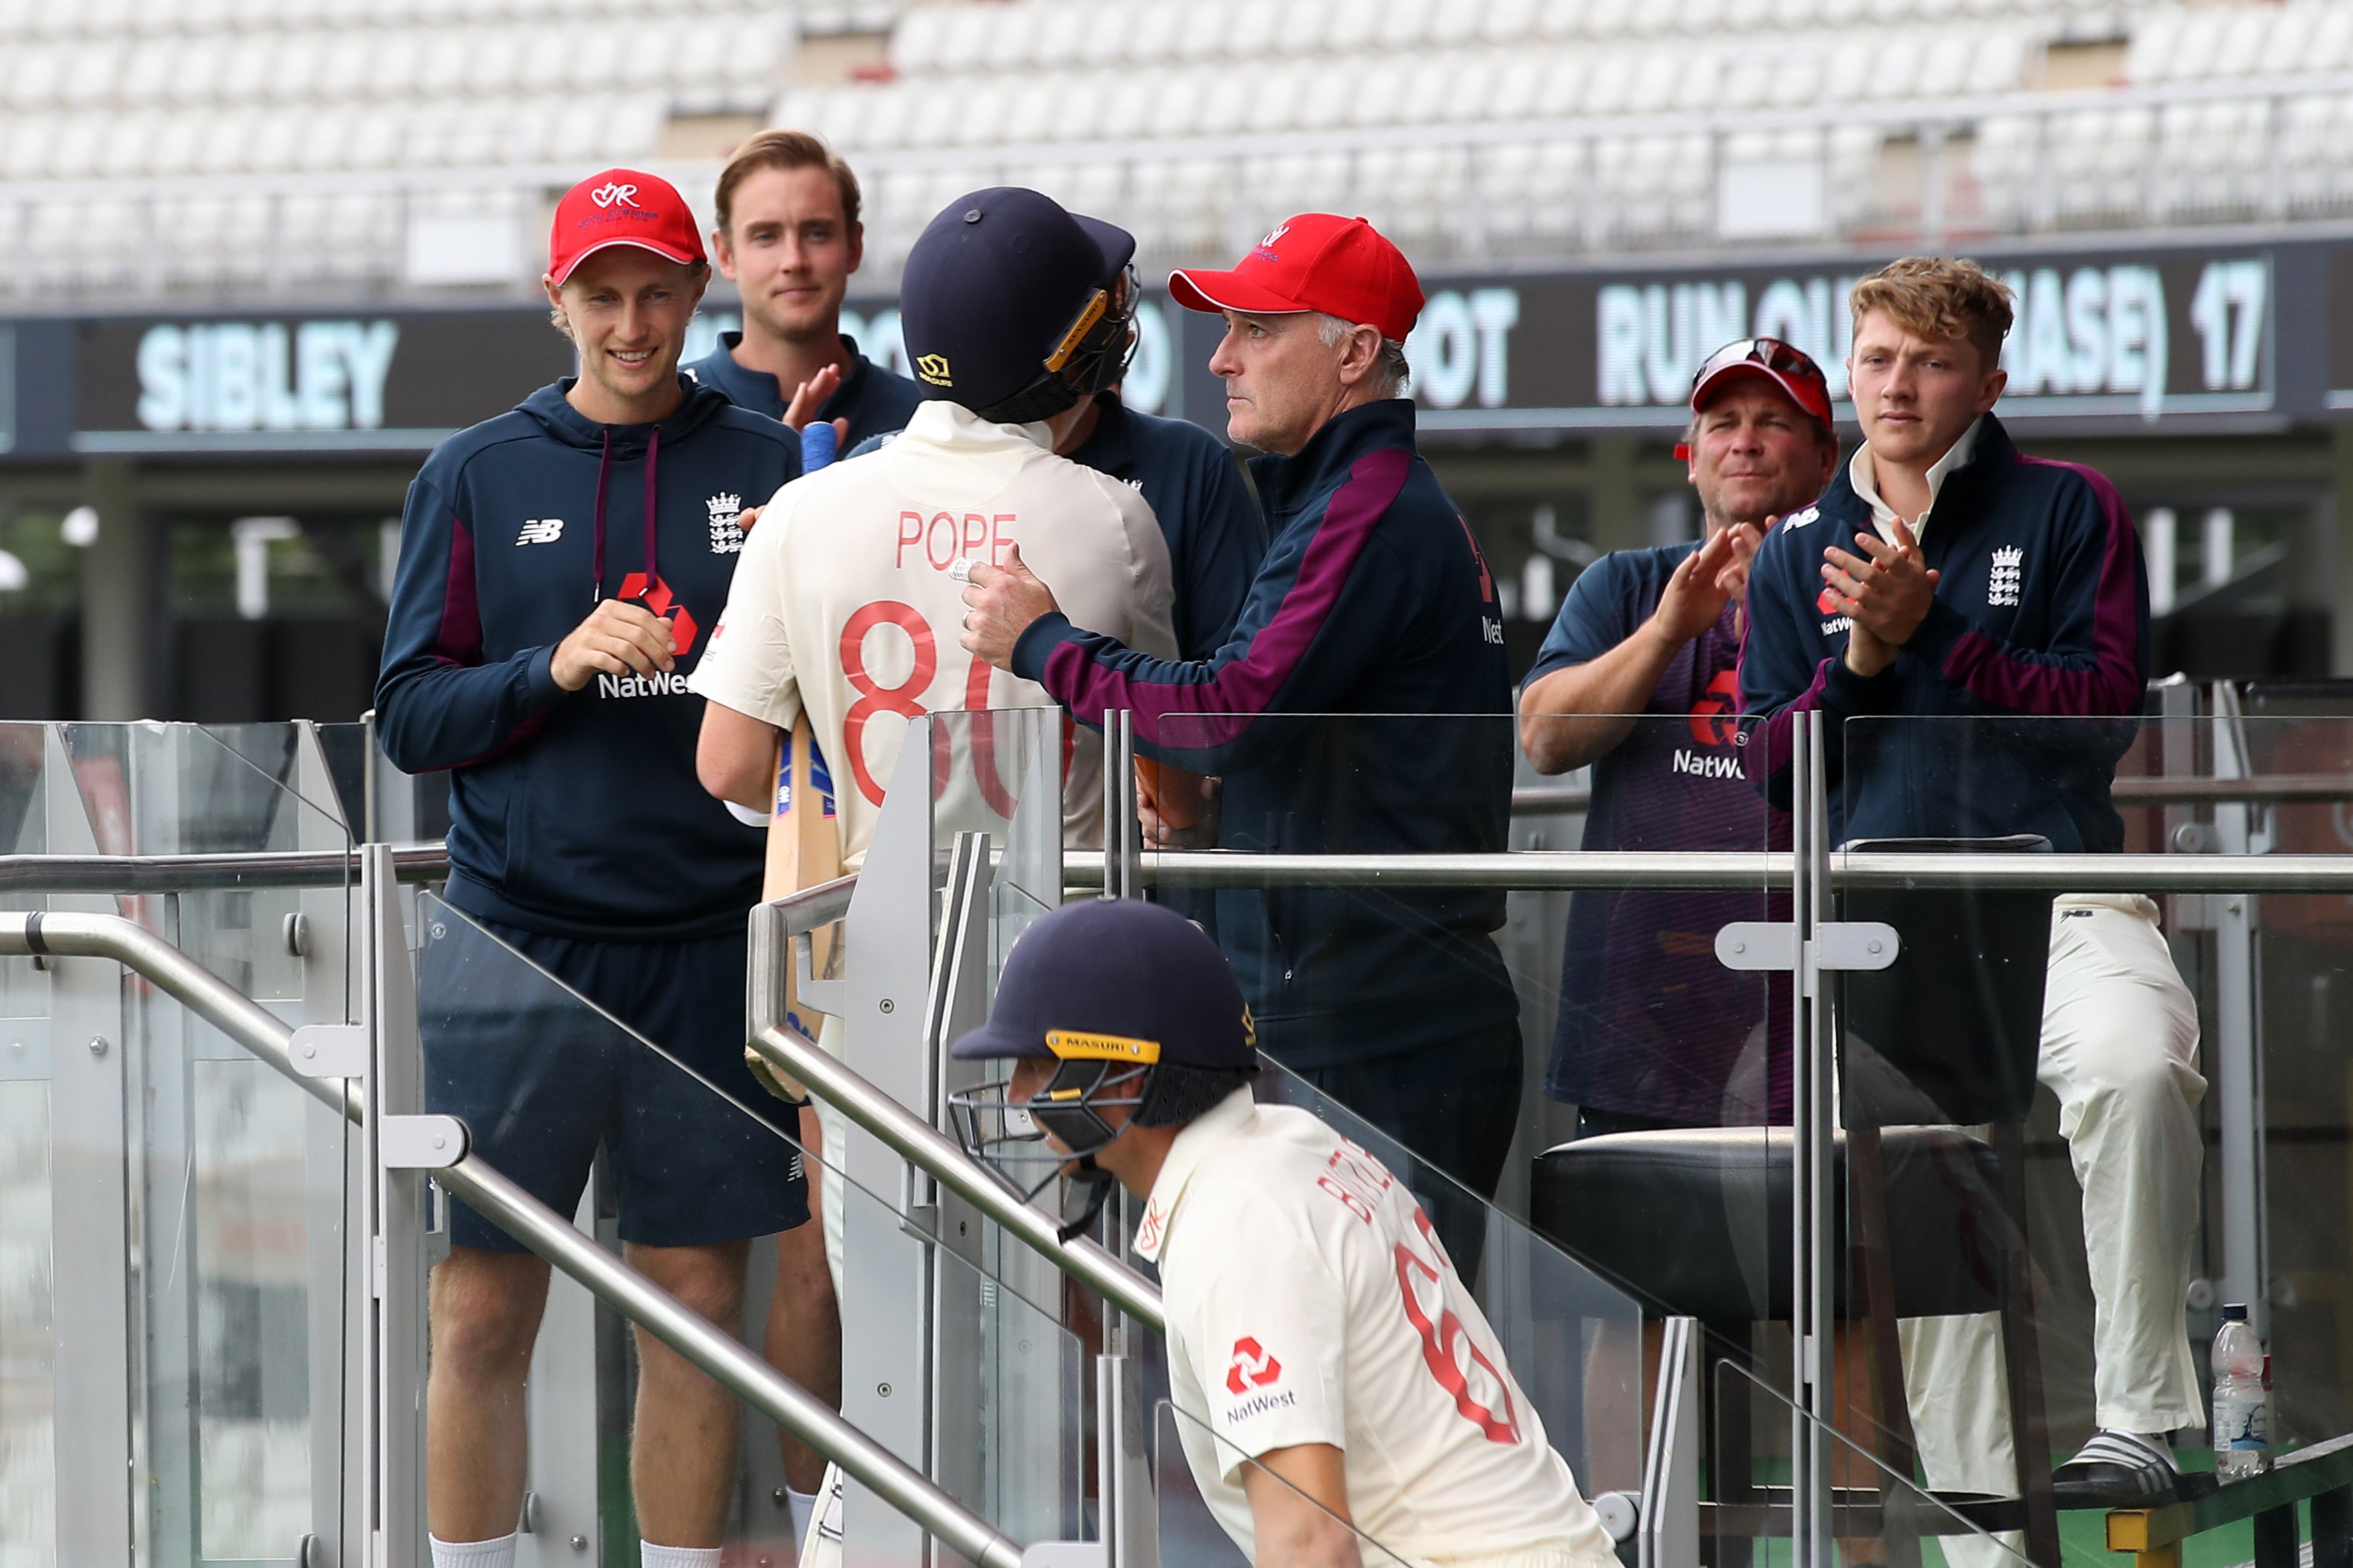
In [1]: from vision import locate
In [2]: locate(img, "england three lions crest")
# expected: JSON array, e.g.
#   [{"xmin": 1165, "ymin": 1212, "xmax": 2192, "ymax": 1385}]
[
  {"xmin": 1988, "ymin": 545, "xmax": 2023, "ymax": 607},
  {"xmin": 707, "ymin": 492, "xmax": 745, "ymax": 554}
]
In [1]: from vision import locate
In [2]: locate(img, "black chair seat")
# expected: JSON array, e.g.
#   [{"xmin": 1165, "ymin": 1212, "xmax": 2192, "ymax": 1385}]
[{"xmin": 1531, "ymin": 1126, "xmax": 2008, "ymax": 1322}]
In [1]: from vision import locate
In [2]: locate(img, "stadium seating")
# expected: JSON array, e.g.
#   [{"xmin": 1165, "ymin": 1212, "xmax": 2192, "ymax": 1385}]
[{"xmin": 0, "ymin": 0, "xmax": 2349, "ymax": 298}]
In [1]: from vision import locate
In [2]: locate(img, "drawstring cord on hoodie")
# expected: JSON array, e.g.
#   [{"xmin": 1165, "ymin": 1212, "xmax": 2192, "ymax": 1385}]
[{"xmin": 587, "ymin": 424, "xmax": 661, "ymax": 608}]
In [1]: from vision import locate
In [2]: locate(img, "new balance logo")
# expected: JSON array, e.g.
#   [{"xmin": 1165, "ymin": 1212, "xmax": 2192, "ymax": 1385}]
[
  {"xmin": 589, "ymin": 181, "xmax": 639, "ymax": 209},
  {"xmin": 517, "ymin": 518, "xmax": 563, "ymax": 545},
  {"xmin": 1988, "ymin": 545, "xmax": 2024, "ymax": 608}
]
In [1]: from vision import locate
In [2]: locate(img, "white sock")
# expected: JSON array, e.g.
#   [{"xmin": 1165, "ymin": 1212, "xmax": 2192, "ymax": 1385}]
[
  {"xmin": 431, "ymin": 1535, "xmax": 518, "ymax": 1568},
  {"xmin": 788, "ymin": 1488, "xmax": 819, "ymax": 1543},
  {"xmin": 641, "ymin": 1543, "xmax": 723, "ymax": 1568}
]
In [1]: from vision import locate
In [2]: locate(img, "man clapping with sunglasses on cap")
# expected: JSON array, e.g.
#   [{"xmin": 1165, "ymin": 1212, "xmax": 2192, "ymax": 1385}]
[{"xmin": 1518, "ymin": 337, "xmax": 1838, "ymax": 1136}]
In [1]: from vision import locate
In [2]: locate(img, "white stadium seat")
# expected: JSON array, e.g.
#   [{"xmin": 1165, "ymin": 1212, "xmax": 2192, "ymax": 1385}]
[
  {"xmin": 982, "ymin": 3, "xmax": 1043, "ymax": 73},
  {"xmin": 365, "ymin": 31, "xmax": 425, "ymax": 99},
  {"xmin": 1274, "ymin": 0, "xmax": 1334, "ymax": 58},
  {"xmin": 2307, "ymin": 5, "xmax": 2353, "ymax": 74},
  {"xmin": 935, "ymin": 3, "xmax": 993, "ymax": 73},
  {"xmin": 2212, "ymin": 6, "xmax": 2270, "ymax": 76},
  {"xmin": 889, "ymin": 4, "xmax": 949, "ymax": 77},
  {"xmin": 1480, "ymin": 0, "xmax": 1539, "ymax": 47},
  {"xmin": 1485, "ymin": 53, "xmax": 1544, "ymax": 119}
]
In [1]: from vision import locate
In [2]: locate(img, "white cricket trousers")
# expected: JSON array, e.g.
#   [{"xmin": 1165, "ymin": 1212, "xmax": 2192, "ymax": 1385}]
[
  {"xmin": 815, "ymin": 1013, "xmax": 848, "ymax": 1294},
  {"xmin": 1897, "ymin": 895, "xmax": 2204, "ymax": 1568}
]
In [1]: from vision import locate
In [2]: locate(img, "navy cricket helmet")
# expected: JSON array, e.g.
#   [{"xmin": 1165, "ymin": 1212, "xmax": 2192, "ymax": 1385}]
[{"xmin": 897, "ymin": 187, "xmax": 1140, "ymax": 425}]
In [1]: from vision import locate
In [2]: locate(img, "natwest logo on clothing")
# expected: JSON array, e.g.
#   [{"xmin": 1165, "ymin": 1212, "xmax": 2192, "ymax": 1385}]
[
  {"xmin": 618, "ymin": 571, "xmax": 699, "ymax": 656},
  {"xmin": 1225, "ymin": 1337, "xmax": 1282, "ymax": 1395},
  {"xmin": 1687, "ymin": 668, "xmax": 1739, "ymax": 747}
]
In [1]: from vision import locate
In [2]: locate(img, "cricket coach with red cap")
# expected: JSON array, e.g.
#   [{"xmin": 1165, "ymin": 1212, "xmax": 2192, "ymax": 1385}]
[
  {"xmin": 377, "ymin": 169, "xmax": 815, "ymax": 1568},
  {"xmin": 959, "ymin": 215, "xmax": 1520, "ymax": 1265}
]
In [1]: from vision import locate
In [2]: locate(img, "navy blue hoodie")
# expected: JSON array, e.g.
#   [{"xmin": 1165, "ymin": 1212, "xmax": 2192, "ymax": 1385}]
[
  {"xmin": 375, "ymin": 377, "xmax": 801, "ymax": 939},
  {"xmin": 1738, "ymin": 413, "xmax": 2149, "ymax": 851},
  {"xmin": 1009, "ymin": 398, "xmax": 1518, "ymax": 1066}
]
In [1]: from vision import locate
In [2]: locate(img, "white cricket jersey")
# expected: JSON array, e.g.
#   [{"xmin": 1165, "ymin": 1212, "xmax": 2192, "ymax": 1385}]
[
  {"xmin": 689, "ymin": 399, "xmax": 1176, "ymax": 867},
  {"xmin": 1137, "ymin": 1091, "xmax": 1619, "ymax": 1568}
]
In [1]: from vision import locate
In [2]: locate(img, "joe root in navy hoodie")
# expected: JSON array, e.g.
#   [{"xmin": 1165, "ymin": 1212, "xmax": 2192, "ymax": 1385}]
[{"xmin": 376, "ymin": 170, "xmax": 819, "ymax": 1568}]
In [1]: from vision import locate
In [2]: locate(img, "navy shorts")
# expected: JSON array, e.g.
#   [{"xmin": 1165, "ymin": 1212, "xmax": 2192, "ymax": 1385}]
[{"xmin": 420, "ymin": 913, "xmax": 809, "ymax": 1253}]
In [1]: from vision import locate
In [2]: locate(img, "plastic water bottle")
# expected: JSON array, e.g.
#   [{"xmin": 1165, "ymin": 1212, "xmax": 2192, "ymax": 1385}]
[{"xmin": 2212, "ymin": 1304, "xmax": 2270, "ymax": 1479}]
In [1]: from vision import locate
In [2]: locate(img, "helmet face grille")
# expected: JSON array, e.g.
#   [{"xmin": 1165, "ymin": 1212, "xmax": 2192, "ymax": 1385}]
[
  {"xmin": 971, "ymin": 265, "xmax": 1141, "ymax": 424},
  {"xmin": 945, "ymin": 1058, "xmax": 1153, "ymax": 1206}
]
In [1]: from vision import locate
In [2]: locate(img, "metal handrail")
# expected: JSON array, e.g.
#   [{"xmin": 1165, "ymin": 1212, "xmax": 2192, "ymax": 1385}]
[
  {"xmin": 1511, "ymin": 777, "xmax": 2353, "ymax": 816},
  {"xmin": 747, "ymin": 1025, "xmax": 1167, "ymax": 1335},
  {"xmin": 0, "ymin": 910, "xmax": 1026, "ymax": 1568},
  {"xmin": 1057, "ymin": 847, "xmax": 2353, "ymax": 893},
  {"xmin": 0, "ymin": 843, "xmax": 450, "ymax": 894}
]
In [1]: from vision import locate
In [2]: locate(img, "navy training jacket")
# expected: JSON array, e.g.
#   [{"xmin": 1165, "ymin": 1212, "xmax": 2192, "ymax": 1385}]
[
  {"xmin": 683, "ymin": 331, "xmax": 923, "ymax": 449},
  {"xmin": 1009, "ymin": 397, "xmax": 1520, "ymax": 1067},
  {"xmin": 1059, "ymin": 392, "xmax": 1269, "ymax": 661},
  {"xmin": 375, "ymin": 377, "xmax": 801, "ymax": 940},
  {"xmin": 1737, "ymin": 413, "xmax": 2150, "ymax": 851}
]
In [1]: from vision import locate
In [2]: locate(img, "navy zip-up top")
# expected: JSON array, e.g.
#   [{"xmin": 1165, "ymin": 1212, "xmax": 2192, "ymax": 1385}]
[
  {"xmin": 683, "ymin": 331, "xmax": 923, "ymax": 449},
  {"xmin": 1061, "ymin": 392, "xmax": 1268, "ymax": 660},
  {"xmin": 1009, "ymin": 397, "xmax": 1518, "ymax": 1065},
  {"xmin": 375, "ymin": 377, "xmax": 801, "ymax": 939},
  {"xmin": 1738, "ymin": 413, "xmax": 2150, "ymax": 851}
]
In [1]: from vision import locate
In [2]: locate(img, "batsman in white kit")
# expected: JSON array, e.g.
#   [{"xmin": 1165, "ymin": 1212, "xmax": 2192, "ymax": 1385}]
[
  {"xmin": 692, "ymin": 185, "xmax": 1175, "ymax": 863},
  {"xmin": 951, "ymin": 897, "xmax": 1621, "ymax": 1568},
  {"xmin": 688, "ymin": 187, "xmax": 1176, "ymax": 1562}
]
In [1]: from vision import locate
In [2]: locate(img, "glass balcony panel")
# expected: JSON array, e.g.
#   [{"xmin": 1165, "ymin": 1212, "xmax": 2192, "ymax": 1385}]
[
  {"xmin": 0, "ymin": 723, "xmax": 359, "ymax": 1568},
  {"xmin": 1835, "ymin": 705, "xmax": 2353, "ymax": 1545},
  {"xmin": 412, "ymin": 892, "xmax": 1085, "ymax": 1557}
]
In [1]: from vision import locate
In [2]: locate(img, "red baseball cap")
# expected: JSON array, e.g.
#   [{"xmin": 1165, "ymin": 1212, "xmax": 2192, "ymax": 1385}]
[
  {"xmin": 547, "ymin": 168, "xmax": 705, "ymax": 285},
  {"xmin": 1687, "ymin": 337, "xmax": 1835, "ymax": 427},
  {"xmin": 1168, "ymin": 213, "xmax": 1424, "ymax": 342}
]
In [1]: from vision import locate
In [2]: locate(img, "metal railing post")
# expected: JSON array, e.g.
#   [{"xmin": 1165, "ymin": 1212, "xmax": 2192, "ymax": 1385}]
[
  {"xmin": 362, "ymin": 842, "xmax": 431, "ymax": 1568},
  {"xmin": 1788, "ymin": 710, "xmax": 1834, "ymax": 1568},
  {"xmin": 2212, "ymin": 682, "xmax": 2271, "ymax": 1335}
]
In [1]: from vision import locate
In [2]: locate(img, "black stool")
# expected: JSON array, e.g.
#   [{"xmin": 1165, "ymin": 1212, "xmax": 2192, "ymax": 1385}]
[{"xmin": 1532, "ymin": 835, "xmax": 2058, "ymax": 1565}]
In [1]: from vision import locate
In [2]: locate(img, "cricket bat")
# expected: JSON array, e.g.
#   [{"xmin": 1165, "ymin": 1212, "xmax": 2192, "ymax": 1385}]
[{"xmin": 745, "ymin": 711, "xmax": 840, "ymax": 1103}]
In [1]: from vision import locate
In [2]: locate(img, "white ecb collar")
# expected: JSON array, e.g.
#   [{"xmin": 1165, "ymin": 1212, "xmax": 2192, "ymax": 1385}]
[
  {"xmin": 903, "ymin": 397, "xmax": 1057, "ymax": 455},
  {"xmin": 1850, "ymin": 413, "xmax": 1984, "ymax": 545},
  {"xmin": 1133, "ymin": 1087, "xmax": 1260, "ymax": 1264}
]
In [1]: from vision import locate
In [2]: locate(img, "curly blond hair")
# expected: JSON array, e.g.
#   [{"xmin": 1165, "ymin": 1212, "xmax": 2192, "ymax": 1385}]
[{"xmin": 1849, "ymin": 257, "xmax": 2014, "ymax": 370}]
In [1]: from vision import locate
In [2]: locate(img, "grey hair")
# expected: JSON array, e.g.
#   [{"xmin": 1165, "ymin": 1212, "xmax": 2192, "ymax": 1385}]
[{"xmin": 1316, "ymin": 313, "xmax": 1412, "ymax": 398}]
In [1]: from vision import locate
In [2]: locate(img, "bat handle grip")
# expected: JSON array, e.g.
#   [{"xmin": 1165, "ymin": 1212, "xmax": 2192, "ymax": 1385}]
[{"xmin": 799, "ymin": 421, "xmax": 839, "ymax": 473}]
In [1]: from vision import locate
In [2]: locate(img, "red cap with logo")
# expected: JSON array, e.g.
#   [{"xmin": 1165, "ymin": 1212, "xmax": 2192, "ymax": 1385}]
[
  {"xmin": 1675, "ymin": 337, "xmax": 1836, "ymax": 460},
  {"xmin": 1167, "ymin": 213, "xmax": 1425, "ymax": 342},
  {"xmin": 547, "ymin": 168, "xmax": 705, "ymax": 285}
]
